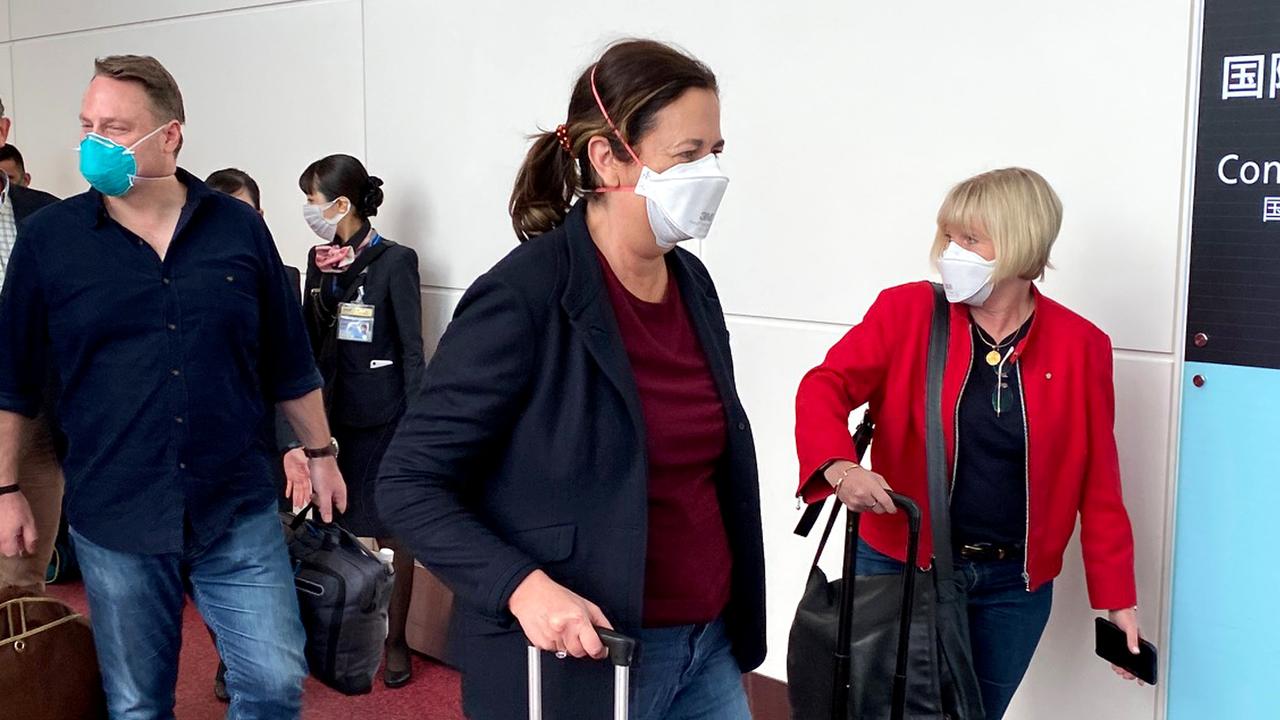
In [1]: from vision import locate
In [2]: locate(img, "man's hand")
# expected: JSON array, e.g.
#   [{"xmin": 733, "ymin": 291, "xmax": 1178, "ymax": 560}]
[
  {"xmin": 282, "ymin": 448, "xmax": 312, "ymax": 508},
  {"xmin": 308, "ymin": 457, "xmax": 347, "ymax": 522},
  {"xmin": 0, "ymin": 491, "xmax": 38, "ymax": 558}
]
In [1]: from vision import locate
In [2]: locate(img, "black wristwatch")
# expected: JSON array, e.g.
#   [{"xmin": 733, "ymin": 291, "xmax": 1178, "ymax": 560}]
[{"xmin": 303, "ymin": 437, "xmax": 340, "ymax": 460}]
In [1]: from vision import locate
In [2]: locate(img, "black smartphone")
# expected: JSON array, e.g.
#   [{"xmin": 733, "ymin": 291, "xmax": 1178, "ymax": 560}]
[{"xmin": 1095, "ymin": 617, "xmax": 1158, "ymax": 684}]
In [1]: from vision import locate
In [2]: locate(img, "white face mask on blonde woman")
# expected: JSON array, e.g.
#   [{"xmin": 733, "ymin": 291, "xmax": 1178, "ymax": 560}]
[{"xmin": 938, "ymin": 241, "xmax": 997, "ymax": 306}]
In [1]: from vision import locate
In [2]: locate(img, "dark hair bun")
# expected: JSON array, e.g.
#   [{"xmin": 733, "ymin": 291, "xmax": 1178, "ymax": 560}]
[{"xmin": 362, "ymin": 175, "xmax": 385, "ymax": 217}]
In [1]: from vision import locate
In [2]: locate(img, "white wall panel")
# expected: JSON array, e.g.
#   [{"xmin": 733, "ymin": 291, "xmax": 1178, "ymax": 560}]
[
  {"xmin": 366, "ymin": 0, "xmax": 1191, "ymax": 355},
  {"xmin": 10, "ymin": 0, "xmax": 285, "ymax": 39},
  {"xmin": 0, "ymin": 0, "xmax": 12, "ymax": 42},
  {"xmin": 10, "ymin": 0, "xmax": 364, "ymax": 270},
  {"xmin": 705, "ymin": 0, "xmax": 1193, "ymax": 357},
  {"xmin": 421, "ymin": 286, "xmax": 462, "ymax": 360},
  {"xmin": 0, "ymin": 46, "xmax": 14, "ymax": 143}
]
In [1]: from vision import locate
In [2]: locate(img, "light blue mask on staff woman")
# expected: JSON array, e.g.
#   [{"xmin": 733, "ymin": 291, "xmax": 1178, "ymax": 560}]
[{"xmin": 77, "ymin": 124, "xmax": 169, "ymax": 197}]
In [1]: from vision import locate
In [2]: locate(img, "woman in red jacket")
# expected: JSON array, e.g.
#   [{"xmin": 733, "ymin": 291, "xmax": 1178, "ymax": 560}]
[{"xmin": 795, "ymin": 167, "xmax": 1143, "ymax": 719}]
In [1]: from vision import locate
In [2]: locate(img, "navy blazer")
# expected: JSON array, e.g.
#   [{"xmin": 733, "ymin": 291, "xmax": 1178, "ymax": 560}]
[
  {"xmin": 378, "ymin": 201, "xmax": 765, "ymax": 719},
  {"xmin": 11, "ymin": 184, "xmax": 59, "ymax": 222},
  {"xmin": 305, "ymin": 237, "xmax": 425, "ymax": 428}
]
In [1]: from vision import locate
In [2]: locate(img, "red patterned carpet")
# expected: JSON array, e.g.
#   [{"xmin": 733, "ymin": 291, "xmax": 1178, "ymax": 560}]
[{"xmin": 45, "ymin": 582, "xmax": 464, "ymax": 720}]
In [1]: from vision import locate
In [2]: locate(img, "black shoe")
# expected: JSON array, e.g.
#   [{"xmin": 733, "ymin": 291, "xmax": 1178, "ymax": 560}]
[
  {"xmin": 384, "ymin": 646, "xmax": 413, "ymax": 690},
  {"xmin": 214, "ymin": 661, "xmax": 230, "ymax": 702},
  {"xmin": 384, "ymin": 664, "xmax": 412, "ymax": 689}
]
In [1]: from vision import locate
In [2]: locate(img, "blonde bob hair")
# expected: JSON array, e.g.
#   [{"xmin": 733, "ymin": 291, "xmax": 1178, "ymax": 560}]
[{"xmin": 931, "ymin": 167, "xmax": 1062, "ymax": 281}]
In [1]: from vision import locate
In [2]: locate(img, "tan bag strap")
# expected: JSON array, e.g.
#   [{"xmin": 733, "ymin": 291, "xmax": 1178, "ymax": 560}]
[{"xmin": 0, "ymin": 596, "xmax": 85, "ymax": 650}]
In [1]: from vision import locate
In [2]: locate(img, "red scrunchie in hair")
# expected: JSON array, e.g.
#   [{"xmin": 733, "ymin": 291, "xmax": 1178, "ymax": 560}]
[{"xmin": 554, "ymin": 124, "xmax": 572, "ymax": 154}]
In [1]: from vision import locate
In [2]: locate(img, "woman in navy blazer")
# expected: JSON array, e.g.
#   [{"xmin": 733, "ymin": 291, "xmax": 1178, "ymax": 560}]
[{"xmin": 378, "ymin": 41, "xmax": 765, "ymax": 719}]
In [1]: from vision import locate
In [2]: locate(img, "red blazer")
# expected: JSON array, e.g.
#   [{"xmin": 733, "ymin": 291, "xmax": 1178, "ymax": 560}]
[{"xmin": 795, "ymin": 281, "xmax": 1136, "ymax": 610}]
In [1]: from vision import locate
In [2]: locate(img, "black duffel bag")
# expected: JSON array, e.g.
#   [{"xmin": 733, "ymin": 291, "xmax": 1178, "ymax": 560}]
[{"xmin": 284, "ymin": 504, "xmax": 394, "ymax": 695}]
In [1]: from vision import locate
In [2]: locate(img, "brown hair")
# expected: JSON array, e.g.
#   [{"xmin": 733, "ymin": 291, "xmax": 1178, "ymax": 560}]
[
  {"xmin": 508, "ymin": 40, "xmax": 717, "ymax": 241},
  {"xmin": 94, "ymin": 55, "xmax": 185, "ymax": 151}
]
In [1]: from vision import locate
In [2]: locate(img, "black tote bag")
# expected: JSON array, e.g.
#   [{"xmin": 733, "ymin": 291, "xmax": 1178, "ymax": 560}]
[{"xmin": 787, "ymin": 283, "xmax": 985, "ymax": 720}]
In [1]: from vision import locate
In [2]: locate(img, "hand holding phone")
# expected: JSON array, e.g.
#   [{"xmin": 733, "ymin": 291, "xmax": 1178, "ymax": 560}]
[{"xmin": 1096, "ymin": 616, "xmax": 1158, "ymax": 685}]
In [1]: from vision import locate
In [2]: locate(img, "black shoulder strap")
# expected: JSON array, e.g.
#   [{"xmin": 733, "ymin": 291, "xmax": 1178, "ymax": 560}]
[{"xmin": 924, "ymin": 282, "xmax": 958, "ymax": 599}]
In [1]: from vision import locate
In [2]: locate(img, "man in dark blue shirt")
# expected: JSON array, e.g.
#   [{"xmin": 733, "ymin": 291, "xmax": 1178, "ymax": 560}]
[{"xmin": 0, "ymin": 55, "xmax": 346, "ymax": 719}]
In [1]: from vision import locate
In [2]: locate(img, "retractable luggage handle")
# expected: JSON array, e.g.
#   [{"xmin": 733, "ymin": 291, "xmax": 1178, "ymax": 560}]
[
  {"xmin": 832, "ymin": 493, "xmax": 921, "ymax": 720},
  {"xmin": 528, "ymin": 627, "xmax": 637, "ymax": 720}
]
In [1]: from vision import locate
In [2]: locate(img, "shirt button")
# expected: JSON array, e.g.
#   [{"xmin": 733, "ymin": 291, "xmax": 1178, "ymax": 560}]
[
  {"xmin": 737, "ymin": 421, "xmax": 747, "ymax": 431},
  {"xmin": 179, "ymin": 462, "xmax": 187, "ymax": 470},
  {"xmin": 167, "ymin": 323, "xmax": 177, "ymax": 331},
  {"xmin": 174, "ymin": 416, "xmax": 184, "ymax": 424},
  {"xmin": 170, "ymin": 369, "xmax": 181, "ymax": 377},
  {"xmin": 162, "ymin": 278, "xmax": 171, "ymax": 285}
]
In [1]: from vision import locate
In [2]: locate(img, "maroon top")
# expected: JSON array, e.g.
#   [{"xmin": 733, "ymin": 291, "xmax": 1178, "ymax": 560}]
[{"xmin": 598, "ymin": 252, "xmax": 732, "ymax": 627}]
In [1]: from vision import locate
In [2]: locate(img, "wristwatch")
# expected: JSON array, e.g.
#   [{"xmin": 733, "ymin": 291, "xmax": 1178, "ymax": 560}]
[{"xmin": 303, "ymin": 437, "xmax": 340, "ymax": 460}]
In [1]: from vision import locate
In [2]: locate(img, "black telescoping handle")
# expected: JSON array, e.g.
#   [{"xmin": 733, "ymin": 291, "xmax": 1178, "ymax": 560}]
[
  {"xmin": 595, "ymin": 628, "xmax": 637, "ymax": 668},
  {"xmin": 882, "ymin": 492, "xmax": 921, "ymax": 532},
  {"xmin": 833, "ymin": 491, "xmax": 923, "ymax": 720},
  {"xmin": 883, "ymin": 493, "xmax": 921, "ymax": 720}
]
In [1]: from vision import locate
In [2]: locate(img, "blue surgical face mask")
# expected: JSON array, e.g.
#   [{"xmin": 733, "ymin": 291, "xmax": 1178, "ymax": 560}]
[{"xmin": 77, "ymin": 124, "xmax": 170, "ymax": 196}]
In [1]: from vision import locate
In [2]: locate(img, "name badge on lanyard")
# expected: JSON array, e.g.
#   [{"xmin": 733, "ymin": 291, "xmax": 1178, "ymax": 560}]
[{"xmin": 337, "ymin": 286, "xmax": 374, "ymax": 343}]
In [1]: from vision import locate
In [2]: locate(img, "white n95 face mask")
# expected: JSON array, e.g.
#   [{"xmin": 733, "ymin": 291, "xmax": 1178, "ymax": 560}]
[
  {"xmin": 938, "ymin": 241, "xmax": 997, "ymax": 306},
  {"xmin": 588, "ymin": 65, "xmax": 729, "ymax": 250},
  {"xmin": 634, "ymin": 153, "xmax": 729, "ymax": 249}
]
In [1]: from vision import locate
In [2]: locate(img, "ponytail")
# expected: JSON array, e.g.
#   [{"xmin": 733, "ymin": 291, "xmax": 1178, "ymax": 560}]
[{"xmin": 509, "ymin": 129, "xmax": 580, "ymax": 242}]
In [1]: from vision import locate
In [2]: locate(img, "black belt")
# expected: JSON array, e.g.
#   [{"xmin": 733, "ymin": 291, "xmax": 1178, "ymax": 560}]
[{"xmin": 958, "ymin": 542, "xmax": 1024, "ymax": 562}]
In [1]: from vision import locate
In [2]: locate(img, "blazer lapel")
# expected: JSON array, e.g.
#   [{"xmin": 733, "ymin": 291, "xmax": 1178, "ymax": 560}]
[
  {"xmin": 559, "ymin": 203, "xmax": 646, "ymax": 436},
  {"xmin": 669, "ymin": 251, "xmax": 740, "ymax": 420}
]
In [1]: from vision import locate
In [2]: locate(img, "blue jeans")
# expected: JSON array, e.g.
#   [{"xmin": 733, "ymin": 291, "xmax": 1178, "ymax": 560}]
[
  {"xmin": 73, "ymin": 502, "xmax": 306, "ymax": 720},
  {"xmin": 631, "ymin": 618, "xmax": 751, "ymax": 720},
  {"xmin": 856, "ymin": 539, "xmax": 1053, "ymax": 720}
]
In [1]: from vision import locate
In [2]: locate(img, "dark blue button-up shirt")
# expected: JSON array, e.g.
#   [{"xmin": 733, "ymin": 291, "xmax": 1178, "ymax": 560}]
[{"xmin": 0, "ymin": 168, "xmax": 321, "ymax": 554}]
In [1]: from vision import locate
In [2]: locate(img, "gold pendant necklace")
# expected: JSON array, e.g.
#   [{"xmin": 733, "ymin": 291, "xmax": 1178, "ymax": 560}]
[{"xmin": 985, "ymin": 349, "xmax": 1003, "ymax": 366}]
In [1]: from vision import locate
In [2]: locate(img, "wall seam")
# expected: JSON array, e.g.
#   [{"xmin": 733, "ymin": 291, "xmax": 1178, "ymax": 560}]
[
  {"xmin": 7, "ymin": 0, "xmax": 318, "ymax": 44},
  {"xmin": 359, "ymin": 0, "xmax": 368, "ymax": 169}
]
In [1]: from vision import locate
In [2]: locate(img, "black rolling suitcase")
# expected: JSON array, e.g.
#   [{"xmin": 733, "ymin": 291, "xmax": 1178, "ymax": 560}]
[
  {"xmin": 284, "ymin": 504, "xmax": 395, "ymax": 695},
  {"xmin": 527, "ymin": 628, "xmax": 637, "ymax": 720}
]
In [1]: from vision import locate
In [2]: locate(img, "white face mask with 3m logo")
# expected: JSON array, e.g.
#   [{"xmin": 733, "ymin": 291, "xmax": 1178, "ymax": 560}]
[
  {"xmin": 588, "ymin": 64, "xmax": 730, "ymax": 250},
  {"xmin": 633, "ymin": 152, "xmax": 730, "ymax": 249}
]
